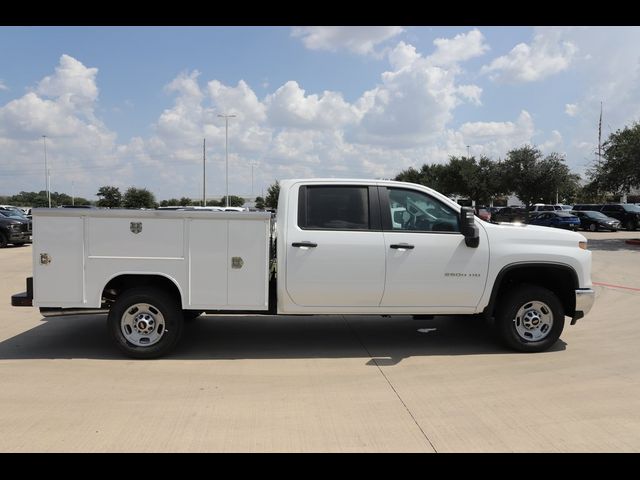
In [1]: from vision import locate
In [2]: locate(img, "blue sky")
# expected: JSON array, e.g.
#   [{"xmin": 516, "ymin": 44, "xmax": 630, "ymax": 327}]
[{"xmin": 1, "ymin": 26, "xmax": 639, "ymax": 200}]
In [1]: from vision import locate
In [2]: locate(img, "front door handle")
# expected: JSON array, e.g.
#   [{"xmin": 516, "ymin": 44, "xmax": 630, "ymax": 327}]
[
  {"xmin": 292, "ymin": 242, "xmax": 318, "ymax": 248},
  {"xmin": 390, "ymin": 243, "xmax": 414, "ymax": 249}
]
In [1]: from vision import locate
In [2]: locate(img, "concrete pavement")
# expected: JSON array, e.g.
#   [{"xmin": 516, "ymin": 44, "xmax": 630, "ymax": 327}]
[{"xmin": 1, "ymin": 230, "xmax": 639, "ymax": 452}]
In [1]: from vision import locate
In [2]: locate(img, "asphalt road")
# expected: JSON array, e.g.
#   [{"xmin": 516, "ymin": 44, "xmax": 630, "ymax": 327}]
[{"xmin": 1, "ymin": 230, "xmax": 639, "ymax": 452}]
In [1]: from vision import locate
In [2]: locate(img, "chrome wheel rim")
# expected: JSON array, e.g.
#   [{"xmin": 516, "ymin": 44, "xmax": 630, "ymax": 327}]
[
  {"xmin": 513, "ymin": 300, "xmax": 553, "ymax": 341},
  {"xmin": 121, "ymin": 303, "xmax": 166, "ymax": 347}
]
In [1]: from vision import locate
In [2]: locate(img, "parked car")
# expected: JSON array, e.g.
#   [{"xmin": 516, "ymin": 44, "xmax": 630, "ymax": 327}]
[
  {"xmin": 573, "ymin": 203, "xmax": 640, "ymax": 231},
  {"xmin": 475, "ymin": 207, "xmax": 491, "ymax": 222},
  {"xmin": 528, "ymin": 204, "xmax": 563, "ymax": 213},
  {"xmin": 0, "ymin": 210, "xmax": 32, "ymax": 248},
  {"xmin": 527, "ymin": 211, "xmax": 581, "ymax": 230},
  {"xmin": 492, "ymin": 206, "xmax": 528, "ymax": 223},
  {"xmin": 571, "ymin": 210, "xmax": 620, "ymax": 232}
]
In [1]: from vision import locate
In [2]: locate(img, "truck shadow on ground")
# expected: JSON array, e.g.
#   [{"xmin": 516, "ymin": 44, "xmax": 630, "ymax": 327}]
[
  {"xmin": 586, "ymin": 237, "xmax": 640, "ymax": 252},
  {"xmin": 0, "ymin": 314, "xmax": 566, "ymax": 362}
]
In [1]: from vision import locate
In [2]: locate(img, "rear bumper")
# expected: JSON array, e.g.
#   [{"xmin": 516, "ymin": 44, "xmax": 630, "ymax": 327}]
[
  {"xmin": 571, "ymin": 288, "xmax": 595, "ymax": 325},
  {"xmin": 11, "ymin": 277, "xmax": 33, "ymax": 306}
]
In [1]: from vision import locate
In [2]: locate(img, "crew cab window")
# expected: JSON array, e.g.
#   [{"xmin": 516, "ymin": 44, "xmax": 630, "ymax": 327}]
[
  {"xmin": 299, "ymin": 186, "xmax": 370, "ymax": 230},
  {"xmin": 388, "ymin": 188, "xmax": 459, "ymax": 232}
]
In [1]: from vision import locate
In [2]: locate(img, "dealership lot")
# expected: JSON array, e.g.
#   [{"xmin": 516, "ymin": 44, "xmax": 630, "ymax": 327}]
[{"xmin": 1, "ymin": 231, "xmax": 639, "ymax": 452}]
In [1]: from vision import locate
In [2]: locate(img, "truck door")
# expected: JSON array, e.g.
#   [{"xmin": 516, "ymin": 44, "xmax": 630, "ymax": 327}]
[
  {"xmin": 285, "ymin": 185, "xmax": 386, "ymax": 307},
  {"xmin": 379, "ymin": 186, "xmax": 489, "ymax": 308}
]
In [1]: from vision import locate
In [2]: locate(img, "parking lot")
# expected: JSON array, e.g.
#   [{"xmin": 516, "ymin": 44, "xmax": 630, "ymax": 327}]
[{"xmin": 1, "ymin": 230, "xmax": 640, "ymax": 452}]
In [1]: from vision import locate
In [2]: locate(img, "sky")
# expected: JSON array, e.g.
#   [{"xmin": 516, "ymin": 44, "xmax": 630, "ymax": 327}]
[{"xmin": 1, "ymin": 26, "xmax": 640, "ymax": 201}]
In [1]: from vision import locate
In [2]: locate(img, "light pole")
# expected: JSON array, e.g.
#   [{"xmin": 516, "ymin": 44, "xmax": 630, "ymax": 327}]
[
  {"xmin": 218, "ymin": 113, "xmax": 236, "ymax": 207},
  {"xmin": 466, "ymin": 145, "xmax": 471, "ymax": 158},
  {"xmin": 42, "ymin": 135, "xmax": 51, "ymax": 208},
  {"xmin": 249, "ymin": 161, "xmax": 259, "ymax": 197},
  {"xmin": 203, "ymin": 138, "xmax": 206, "ymax": 206}
]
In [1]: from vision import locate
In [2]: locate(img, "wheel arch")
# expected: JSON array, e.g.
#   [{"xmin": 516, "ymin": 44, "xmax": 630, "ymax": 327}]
[
  {"xmin": 484, "ymin": 262, "xmax": 578, "ymax": 319},
  {"xmin": 101, "ymin": 272, "xmax": 184, "ymax": 309}
]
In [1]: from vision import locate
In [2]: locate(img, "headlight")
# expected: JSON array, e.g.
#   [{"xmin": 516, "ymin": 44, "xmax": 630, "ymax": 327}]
[{"xmin": 9, "ymin": 224, "xmax": 21, "ymax": 230}]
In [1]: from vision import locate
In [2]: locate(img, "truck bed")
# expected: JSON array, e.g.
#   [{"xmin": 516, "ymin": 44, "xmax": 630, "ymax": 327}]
[{"xmin": 31, "ymin": 208, "xmax": 272, "ymax": 311}]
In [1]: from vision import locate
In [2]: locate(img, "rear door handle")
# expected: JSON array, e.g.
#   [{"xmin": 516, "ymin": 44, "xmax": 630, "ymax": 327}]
[
  {"xmin": 390, "ymin": 243, "xmax": 414, "ymax": 249},
  {"xmin": 292, "ymin": 242, "xmax": 318, "ymax": 248}
]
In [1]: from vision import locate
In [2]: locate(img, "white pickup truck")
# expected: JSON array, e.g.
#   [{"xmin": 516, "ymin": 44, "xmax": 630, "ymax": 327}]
[{"xmin": 12, "ymin": 178, "xmax": 595, "ymax": 358}]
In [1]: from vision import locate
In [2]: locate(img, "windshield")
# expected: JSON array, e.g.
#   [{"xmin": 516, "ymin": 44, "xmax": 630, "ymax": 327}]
[
  {"xmin": 585, "ymin": 211, "xmax": 611, "ymax": 219},
  {"xmin": 623, "ymin": 204, "xmax": 640, "ymax": 213},
  {"xmin": 0, "ymin": 210, "xmax": 26, "ymax": 219},
  {"xmin": 556, "ymin": 212, "xmax": 577, "ymax": 218}
]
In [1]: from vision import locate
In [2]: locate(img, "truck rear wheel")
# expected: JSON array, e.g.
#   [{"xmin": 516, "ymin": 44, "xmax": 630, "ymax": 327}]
[
  {"xmin": 495, "ymin": 284, "xmax": 564, "ymax": 352},
  {"xmin": 108, "ymin": 287, "xmax": 184, "ymax": 359}
]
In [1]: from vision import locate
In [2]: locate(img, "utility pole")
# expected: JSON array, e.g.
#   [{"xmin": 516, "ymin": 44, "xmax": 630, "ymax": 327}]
[
  {"xmin": 72, "ymin": 180, "xmax": 75, "ymax": 206},
  {"xmin": 218, "ymin": 114, "xmax": 236, "ymax": 207},
  {"xmin": 466, "ymin": 145, "xmax": 471, "ymax": 158},
  {"xmin": 203, "ymin": 138, "xmax": 206, "ymax": 206},
  {"xmin": 42, "ymin": 135, "xmax": 51, "ymax": 208}
]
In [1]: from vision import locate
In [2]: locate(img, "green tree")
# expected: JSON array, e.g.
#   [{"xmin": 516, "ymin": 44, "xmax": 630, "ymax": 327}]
[
  {"xmin": 588, "ymin": 122, "xmax": 640, "ymax": 195},
  {"xmin": 96, "ymin": 186, "xmax": 122, "ymax": 208},
  {"xmin": 219, "ymin": 195, "xmax": 245, "ymax": 207},
  {"xmin": 265, "ymin": 181, "xmax": 280, "ymax": 209},
  {"xmin": 73, "ymin": 197, "xmax": 92, "ymax": 206},
  {"xmin": 255, "ymin": 196, "xmax": 265, "ymax": 210},
  {"xmin": 502, "ymin": 146, "xmax": 580, "ymax": 208},
  {"xmin": 395, "ymin": 164, "xmax": 449, "ymax": 193},
  {"xmin": 123, "ymin": 187, "xmax": 157, "ymax": 209}
]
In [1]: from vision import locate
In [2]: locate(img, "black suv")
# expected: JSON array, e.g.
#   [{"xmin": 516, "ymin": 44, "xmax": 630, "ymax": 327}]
[
  {"xmin": 573, "ymin": 203, "xmax": 640, "ymax": 231},
  {"xmin": 492, "ymin": 206, "xmax": 528, "ymax": 223},
  {"xmin": 0, "ymin": 209, "xmax": 32, "ymax": 247}
]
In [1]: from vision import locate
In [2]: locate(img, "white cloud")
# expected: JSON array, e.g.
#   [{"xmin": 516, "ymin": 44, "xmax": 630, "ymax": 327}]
[
  {"xmin": 0, "ymin": 80, "xmax": 7, "ymax": 91},
  {"xmin": 351, "ymin": 36, "xmax": 485, "ymax": 146},
  {"xmin": 457, "ymin": 85, "xmax": 483, "ymax": 106},
  {"xmin": 37, "ymin": 54, "xmax": 99, "ymax": 116},
  {"xmin": 428, "ymin": 29, "xmax": 490, "ymax": 67},
  {"xmin": 266, "ymin": 81, "xmax": 358, "ymax": 129},
  {"xmin": 540, "ymin": 130, "xmax": 563, "ymax": 152},
  {"xmin": 458, "ymin": 110, "xmax": 536, "ymax": 157},
  {"xmin": 291, "ymin": 26, "xmax": 404, "ymax": 56},
  {"xmin": 481, "ymin": 32, "xmax": 577, "ymax": 82},
  {"xmin": 208, "ymin": 79, "xmax": 266, "ymax": 123},
  {"xmin": 565, "ymin": 103, "xmax": 578, "ymax": 117},
  {"xmin": 0, "ymin": 55, "xmax": 126, "ymax": 197}
]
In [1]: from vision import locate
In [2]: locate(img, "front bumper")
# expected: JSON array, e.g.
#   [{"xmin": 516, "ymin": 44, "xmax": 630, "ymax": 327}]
[
  {"xmin": 8, "ymin": 232, "xmax": 32, "ymax": 242},
  {"xmin": 571, "ymin": 288, "xmax": 595, "ymax": 325}
]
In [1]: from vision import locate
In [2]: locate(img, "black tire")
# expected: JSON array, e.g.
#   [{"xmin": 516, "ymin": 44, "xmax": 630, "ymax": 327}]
[
  {"xmin": 589, "ymin": 223, "xmax": 597, "ymax": 232},
  {"xmin": 625, "ymin": 219, "xmax": 637, "ymax": 231},
  {"xmin": 0, "ymin": 232, "xmax": 7, "ymax": 248},
  {"xmin": 108, "ymin": 287, "xmax": 184, "ymax": 359},
  {"xmin": 183, "ymin": 310, "xmax": 203, "ymax": 322},
  {"xmin": 495, "ymin": 284, "xmax": 565, "ymax": 353}
]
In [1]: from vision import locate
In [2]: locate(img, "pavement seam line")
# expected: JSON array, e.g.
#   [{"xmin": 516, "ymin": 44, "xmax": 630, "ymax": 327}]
[{"xmin": 341, "ymin": 315, "xmax": 438, "ymax": 453}]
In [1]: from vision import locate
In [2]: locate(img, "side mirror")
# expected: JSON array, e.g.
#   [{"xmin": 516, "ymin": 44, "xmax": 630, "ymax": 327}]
[{"xmin": 460, "ymin": 206, "xmax": 479, "ymax": 248}]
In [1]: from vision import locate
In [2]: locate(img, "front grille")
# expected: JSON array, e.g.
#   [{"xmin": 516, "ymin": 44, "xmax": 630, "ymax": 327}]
[{"xmin": 21, "ymin": 222, "xmax": 32, "ymax": 233}]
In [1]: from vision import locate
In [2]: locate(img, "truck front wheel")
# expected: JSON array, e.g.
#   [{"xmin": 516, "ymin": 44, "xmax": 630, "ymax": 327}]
[
  {"xmin": 495, "ymin": 284, "xmax": 564, "ymax": 352},
  {"xmin": 108, "ymin": 287, "xmax": 184, "ymax": 359}
]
